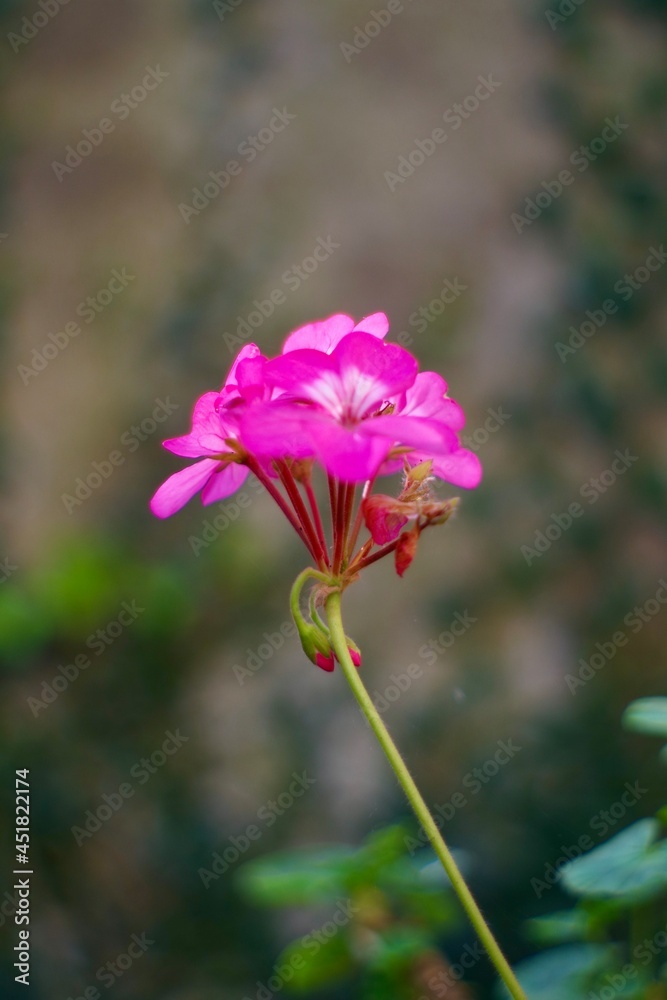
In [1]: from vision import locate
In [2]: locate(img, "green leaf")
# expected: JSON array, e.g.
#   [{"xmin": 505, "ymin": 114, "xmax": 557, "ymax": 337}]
[
  {"xmin": 366, "ymin": 925, "xmax": 434, "ymax": 974},
  {"xmin": 0, "ymin": 588, "xmax": 49, "ymax": 660},
  {"xmin": 495, "ymin": 944, "xmax": 617, "ymax": 1000},
  {"xmin": 237, "ymin": 846, "xmax": 357, "ymax": 906},
  {"xmin": 351, "ymin": 825, "xmax": 412, "ymax": 883},
  {"xmin": 278, "ymin": 928, "xmax": 353, "ymax": 992},
  {"xmin": 561, "ymin": 819, "xmax": 667, "ymax": 903},
  {"xmin": 525, "ymin": 908, "xmax": 590, "ymax": 945},
  {"xmin": 623, "ymin": 698, "xmax": 667, "ymax": 738}
]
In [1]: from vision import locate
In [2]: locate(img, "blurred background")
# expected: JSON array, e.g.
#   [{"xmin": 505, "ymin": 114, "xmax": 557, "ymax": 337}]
[{"xmin": 1, "ymin": 0, "xmax": 666, "ymax": 996}]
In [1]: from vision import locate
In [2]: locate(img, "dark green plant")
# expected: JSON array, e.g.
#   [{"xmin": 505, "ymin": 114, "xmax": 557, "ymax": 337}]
[
  {"xmin": 499, "ymin": 699, "xmax": 667, "ymax": 1000},
  {"xmin": 237, "ymin": 823, "xmax": 469, "ymax": 998}
]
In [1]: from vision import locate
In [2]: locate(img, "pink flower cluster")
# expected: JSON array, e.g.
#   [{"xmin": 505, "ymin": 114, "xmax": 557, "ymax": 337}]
[
  {"xmin": 151, "ymin": 311, "xmax": 481, "ymax": 671},
  {"xmin": 151, "ymin": 311, "xmax": 481, "ymax": 521}
]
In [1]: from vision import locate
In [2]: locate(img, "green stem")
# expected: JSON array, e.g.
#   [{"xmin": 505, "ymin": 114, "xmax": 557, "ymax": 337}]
[
  {"xmin": 290, "ymin": 568, "xmax": 333, "ymax": 620},
  {"xmin": 325, "ymin": 590, "xmax": 528, "ymax": 1000}
]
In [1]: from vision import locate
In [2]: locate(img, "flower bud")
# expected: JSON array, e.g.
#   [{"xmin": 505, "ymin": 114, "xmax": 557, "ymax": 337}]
[
  {"xmin": 315, "ymin": 652, "xmax": 336, "ymax": 672},
  {"xmin": 405, "ymin": 459, "xmax": 433, "ymax": 485},
  {"xmin": 347, "ymin": 638, "xmax": 362, "ymax": 668}
]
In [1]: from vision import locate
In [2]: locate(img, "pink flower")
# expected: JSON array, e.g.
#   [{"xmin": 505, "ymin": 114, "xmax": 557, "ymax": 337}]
[
  {"xmin": 149, "ymin": 393, "xmax": 250, "ymax": 518},
  {"xmin": 150, "ymin": 309, "xmax": 483, "ymax": 669},
  {"xmin": 149, "ymin": 344, "xmax": 266, "ymax": 518},
  {"xmin": 241, "ymin": 332, "xmax": 464, "ymax": 482}
]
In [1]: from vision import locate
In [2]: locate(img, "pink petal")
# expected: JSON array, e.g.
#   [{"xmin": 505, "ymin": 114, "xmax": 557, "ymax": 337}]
[
  {"xmin": 264, "ymin": 350, "xmax": 337, "ymax": 398},
  {"xmin": 333, "ymin": 333, "xmax": 418, "ymax": 416},
  {"xmin": 201, "ymin": 462, "xmax": 250, "ymax": 504},
  {"xmin": 431, "ymin": 398, "xmax": 466, "ymax": 431},
  {"xmin": 352, "ymin": 312, "xmax": 389, "ymax": 338},
  {"xmin": 310, "ymin": 417, "xmax": 390, "ymax": 481},
  {"xmin": 264, "ymin": 352, "xmax": 359, "ymax": 420},
  {"xmin": 395, "ymin": 528, "xmax": 419, "ymax": 577},
  {"xmin": 431, "ymin": 449, "xmax": 483, "ymax": 488},
  {"xmin": 363, "ymin": 495, "xmax": 409, "ymax": 544},
  {"xmin": 224, "ymin": 343, "xmax": 262, "ymax": 387},
  {"xmin": 361, "ymin": 414, "xmax": 459, "ymax": 454},
  {"xmin": 396, "ymin": 372, "xmax": 464, "ymax": 429},
  {"xmin": 163, "ymin": 392, "xmax": 227, "ymax": 457},
  {"xmin": 240, "ymin": 401, "xmax": 316, "ymax": 459},
  {"xmin": 150, "ymin": 458, "xmax": 221, "ymax": 518},
  {"xmin": 282, "ymin": 314, "xmax": 355, "ymax": 354},
  {"xmin": 234, "ymin": 355, "xmax": 267, "ymax": 403}
]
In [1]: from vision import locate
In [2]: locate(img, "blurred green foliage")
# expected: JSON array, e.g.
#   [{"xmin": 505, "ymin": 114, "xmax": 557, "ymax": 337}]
[
  {"xmin": 238, "ymin": 824, "xmax": 462, "ymax": 998},
  {"xmin": 502, "ymin": 698, "xmax": 667, "ymax": 1000}
]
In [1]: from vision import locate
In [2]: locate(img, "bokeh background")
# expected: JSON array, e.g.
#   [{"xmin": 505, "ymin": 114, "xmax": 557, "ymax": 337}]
[{"xmin": 1, "ymin": 0, "xmax": 666, "ymax": 996}]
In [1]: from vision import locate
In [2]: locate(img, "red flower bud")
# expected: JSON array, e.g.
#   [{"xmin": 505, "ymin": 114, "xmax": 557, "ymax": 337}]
[{"xmin": 315, "ymin": 652, "xmax": 335, "ymax": 672}]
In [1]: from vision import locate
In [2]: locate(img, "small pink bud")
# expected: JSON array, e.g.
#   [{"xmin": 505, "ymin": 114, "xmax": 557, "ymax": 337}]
[
  {"xmin": 315, "ymin": 652, "xmax": 335, "ymax": 672},
  {"xmin": 348, "ymin": 646, "xmax": 362, "ymax": 668}
]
